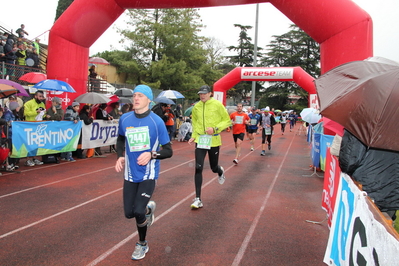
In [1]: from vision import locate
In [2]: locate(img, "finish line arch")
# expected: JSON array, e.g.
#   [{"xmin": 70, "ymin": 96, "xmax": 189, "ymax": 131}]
[
  {"xmin": 213, "ymin": 66, "xmax": 316, "ymax": 107},
  {"xmin": 47, "ymin": 0, "xmax": 372, "ymax": 106}
]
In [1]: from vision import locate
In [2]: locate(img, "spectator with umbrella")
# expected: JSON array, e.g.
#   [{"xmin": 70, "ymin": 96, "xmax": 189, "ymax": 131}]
[
  {"xmin": 43, "ymin": 97, "xmax": 64, "ymax": 121},
  {"xmin": 76, "ymin": 105, "xmax": 94, "ymax": 159},
  {"xmin": 151, "ymin": 97, "xmax": 174, "ymax": 123}
]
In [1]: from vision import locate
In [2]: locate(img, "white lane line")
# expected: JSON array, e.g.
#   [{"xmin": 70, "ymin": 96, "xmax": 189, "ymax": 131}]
[
  {"xmin": 0, "ymin": 167, "xmax": 114, "ymax": 199},
  {"xmin": 0, "ymin": 188, "xmax": 121, "ymax": 239},
  {"xmin": 231, "ymin": 134, "xmax": 295, "ymax": 266},
  {"xmin": 87, "ymin": 150, "xmax": 254, "ymax": 265},
  {"xmin": 0, "ymin": 160, "xmax": 194, "ymax": 239}
]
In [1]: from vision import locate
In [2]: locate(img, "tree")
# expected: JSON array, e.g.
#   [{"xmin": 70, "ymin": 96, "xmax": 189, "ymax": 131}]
[
  {"xmin": 224, "ymin": 24, "xmax": 264, "ymax": 104},
  {"xmin": 116, "ymin": 8, "xmax": 223, "ymax": 100},
  {"xmin": 55, "ymin": 0, "xmax": 74, "ymax": 21},
  {"xmin": 203, "ymin": 37, "xmax": 226, "ymax": 69},
  {"xmin": 259, "ymin": 24, "xmax": 320, "ymax": 111}
]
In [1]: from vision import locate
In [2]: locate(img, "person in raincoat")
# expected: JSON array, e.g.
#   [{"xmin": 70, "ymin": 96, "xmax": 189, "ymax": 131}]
[
  {"xmin": 177, "ymin": 118, "xmax": 192, "ymax": 142},
  {"xmin": 188, "ymin": 85, "xmax": 231, "ymax": 209}
]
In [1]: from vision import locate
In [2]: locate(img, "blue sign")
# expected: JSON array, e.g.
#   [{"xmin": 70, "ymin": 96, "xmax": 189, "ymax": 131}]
[
  {"xmin": 329, "ymin": 176, "xmax": 355, "ymax": 265},
  {"xmin": 11, "ymin": 121, "xmax": 82, "ymax": 158},
  {"xmin": 311, "ymin": 132, "xmax": 321, "ymax": 168},
  {"xmin": 320, "ymin": 134, "xmax": 335, "ymax": 171}
]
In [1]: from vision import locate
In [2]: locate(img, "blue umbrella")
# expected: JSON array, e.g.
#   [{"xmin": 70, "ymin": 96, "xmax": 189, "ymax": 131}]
[
  {"xmin": 33, "ymin": 79, "xmax": 76, "ymax": 93},
  {"xmin": 157, "ymin": 89, "xmax": 184, "ymax": 99},
  {"xmin": 154, "ymin": 96, "xmax": 175, "ymax": 105}
]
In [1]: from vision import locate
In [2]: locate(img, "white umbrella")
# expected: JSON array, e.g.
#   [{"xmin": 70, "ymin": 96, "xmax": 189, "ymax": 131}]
[
  {"xmin": 157, "ymin": 90, "xmax": 185, "ymax": 99},
  {"xmin": 300, "ymin": 108, "xmax": 321, "ymax": 124}
]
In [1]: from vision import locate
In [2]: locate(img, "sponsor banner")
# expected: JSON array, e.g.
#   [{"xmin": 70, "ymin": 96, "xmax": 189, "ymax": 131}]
[
  {"xmin": 81, "ymin": 119, "xmax": 119, "ymax": 149},
  {"xmin": 311, "ymin": 132, "xmax": 321, "ymax": 168},
  {"xmin": 241, "ymin": 68, "xmax": 294, "ymax": 80},
  {"xmin": 324, "ymin": 173, "xmax": 399, "ymax": 266},
  {"xmin": 11, "ymin": 121, "xmax": 82, "ymax": 158},
  {"xmin": 321, "ymin": 148, "xmax": 341, "ymax": 227},
  {"xmin": 307, "ymin": 125, "xmax": 313, "ymax": 143},
  {"xmin": 309, "ymin": 94, "xmax": 319, "ymax": 110},
  {"xmin": 320, "ymin": 134, "xmax": 334, "ymax": 171},
  {"xmin": 213, "ymin": 91, "xmax": 224, "ymax": 103}
]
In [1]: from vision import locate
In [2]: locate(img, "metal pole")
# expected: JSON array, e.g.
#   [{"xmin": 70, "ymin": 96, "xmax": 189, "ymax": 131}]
[{"xmin": 251, "ymin": 4, "xmax": 259, "ymax": 107}]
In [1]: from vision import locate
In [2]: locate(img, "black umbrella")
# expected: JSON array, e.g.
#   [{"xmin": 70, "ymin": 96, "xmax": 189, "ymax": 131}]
[
  {"xmin": 118, "ymin": 97, "xmax": 132, "ymax": 104},
  {"xmin": 114, "ymin": 88, "xmax": 133, "ymax": 97}
]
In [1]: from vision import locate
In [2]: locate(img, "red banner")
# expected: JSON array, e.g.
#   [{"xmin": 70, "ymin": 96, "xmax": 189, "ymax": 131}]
[{"xmin": 321, "ymin": 147, "xmax": 341, "ymax": 227}]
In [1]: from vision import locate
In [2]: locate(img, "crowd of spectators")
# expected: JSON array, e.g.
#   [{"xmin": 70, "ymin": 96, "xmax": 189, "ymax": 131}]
[
  {"xmin": 0, "ymin": 91, "xmax": 132, "ymax": 173},
  {"xmin": 0, "ymin": 24, "xmax": 42, "ymax": 81}
]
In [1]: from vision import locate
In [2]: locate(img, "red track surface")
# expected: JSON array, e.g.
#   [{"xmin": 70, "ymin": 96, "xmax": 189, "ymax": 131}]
[{"xmin": 0, "ymin": 126, "xmax": 329, "ymax": 265}]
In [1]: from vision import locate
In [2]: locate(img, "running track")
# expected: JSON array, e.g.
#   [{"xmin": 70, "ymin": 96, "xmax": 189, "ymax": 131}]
[{"xmin": 0, "ymin": 126, "xmax": 329, "ymax": 265}]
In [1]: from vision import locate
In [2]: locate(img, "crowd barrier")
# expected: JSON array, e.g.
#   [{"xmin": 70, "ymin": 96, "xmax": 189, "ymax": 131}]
[
  {"xmin": 10, "ymin": 120, "xmax": 118, "ymax": 158},
  {"xmin": 308, "ymin": 125, "xmax": 399, "ymax": 265}
]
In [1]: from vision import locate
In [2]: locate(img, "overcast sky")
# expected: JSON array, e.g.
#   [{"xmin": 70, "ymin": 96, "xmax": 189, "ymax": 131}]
[{"xmin": 1, "ymin": 0, "xmax": 399, "ymax": 62}]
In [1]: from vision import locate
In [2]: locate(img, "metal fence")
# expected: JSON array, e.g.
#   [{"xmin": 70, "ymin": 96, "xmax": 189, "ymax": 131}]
[{"xmin": 0, "ymin": 62, "xmax": 44, "ymax": 83}]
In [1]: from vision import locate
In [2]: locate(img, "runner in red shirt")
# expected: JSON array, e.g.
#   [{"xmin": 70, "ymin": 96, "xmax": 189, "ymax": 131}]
[{"xmin": 230, "ymin": 103, "xmax": 250, "ymax": 165}]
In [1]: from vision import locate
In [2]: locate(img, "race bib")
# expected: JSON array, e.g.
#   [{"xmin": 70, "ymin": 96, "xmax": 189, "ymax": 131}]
[
  {"xmin": 264, "ymin": 128, "xmax": 272, "ymax": 135},
  {"xmin": 235, "ymin": 116, "xmax": 244, "ymax": 124},
  {"xmin": 197, "ymin": 134, "xmax": 212, "ymax": 149},
  {"xmin": 250, "ymin": 118, "xmax": 258, "ymax": 125},
  {"xmin": 126, "ymin": 126, "xmax": 150, "ymax": 152}
]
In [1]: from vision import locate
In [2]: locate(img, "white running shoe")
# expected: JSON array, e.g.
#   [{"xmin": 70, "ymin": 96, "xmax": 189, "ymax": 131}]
[
  {"xmin": 24, "ymin": 159, "xmax": 35, "ymax": 167},
  {"xmin": 131, "ymin": 241, "xmax": 149, "ymax": 260},
  {"xmin": 146, "ymin": 201, "xmax": 156, "ymax": 227},
  {"xmin": 250, "ymin": 147, "xmax": 254, "ymax": 151},
  {"xmin": 191, "ymin": 197, "xmax": 203, "ymax": 209},
  {"xmin": 218, "ymin": 166, "xmax": 225, "ymax": 184},
  {"xmin": 233, "ymin": 159, "xmax": 238, "ymax": 165},
  {"xmin": 33, "ymin": 159, "xmax": 43, "ymax": 165}
]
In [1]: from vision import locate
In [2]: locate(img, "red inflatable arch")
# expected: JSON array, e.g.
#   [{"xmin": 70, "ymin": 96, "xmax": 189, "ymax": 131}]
[
  {"xmin": 213, "ymin": 67, "xmax": 315, "ymax": 105},
  {"xmin": 47, "ymin": 0, "xmax": 372, "ymax": 106}
]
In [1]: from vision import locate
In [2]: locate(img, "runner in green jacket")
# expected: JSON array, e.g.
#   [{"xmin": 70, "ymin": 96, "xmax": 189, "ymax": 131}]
[{"xmin": 188, "ymin": 85, "xmax": 231, "ymax": 209}]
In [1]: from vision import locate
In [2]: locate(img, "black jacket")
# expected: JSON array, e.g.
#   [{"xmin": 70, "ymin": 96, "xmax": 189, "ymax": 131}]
[{"xmin": 151, "ymin": 103, "xmax": 168, "ymax": 122}]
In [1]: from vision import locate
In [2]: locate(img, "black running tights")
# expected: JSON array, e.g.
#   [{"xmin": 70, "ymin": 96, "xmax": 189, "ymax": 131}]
[
  {"xmin": 123, "ymin": 179, "xmax": 155, "ymax": 242},
  {"xmin": 194, "ymin": 145, "xmax": 222, "ymax": 198}
]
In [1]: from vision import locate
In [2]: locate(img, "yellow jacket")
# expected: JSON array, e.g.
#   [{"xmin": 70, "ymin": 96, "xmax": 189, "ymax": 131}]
[{"xmin": 191, "ymin": 98, "xmax": 231, "ymax": 147}]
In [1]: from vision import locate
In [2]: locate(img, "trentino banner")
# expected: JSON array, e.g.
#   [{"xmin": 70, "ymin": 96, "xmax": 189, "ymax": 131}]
[{"xmin": 11, "ymin": 121, "xmax": 82, "ymax": 158}]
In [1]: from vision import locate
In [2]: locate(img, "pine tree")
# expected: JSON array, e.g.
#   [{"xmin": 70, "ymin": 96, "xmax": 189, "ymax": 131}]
[{"xmin": 259, "ymin": 24, "xmax": 320, "ymax": 110}]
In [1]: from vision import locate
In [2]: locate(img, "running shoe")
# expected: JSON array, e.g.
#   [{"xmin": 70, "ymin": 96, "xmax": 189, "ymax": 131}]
[
  {"xmin": 33, "ymin": 159, "xmax": 43, "ymax": 165},
  {"xmin": 268, "ymin": 144, "xmax": 271, "ymax": 150},
  {"xmin": 233, "ymin": 159, "xmax": 238, "ymax": 165},
  {"xmin": 191, "ymin": 197, "xmax": 203, "ymax": 209},
  {"xmin": 25, "ymin": 159, "xmax": 35, "ymax": 167},
  {"xmin": 250, "ymin": 147, "xmax": 254, "ymax": 151},
  {"xmin": 218, "ymin": 166, "xmax": 225, "ymax": 185},
  {"xmin": 131, "ymin": 241, "xmax": 149, "ymax": 260},
  {"xmin": 68, "ymin": 157, "xmax": 76, "ymax": 162},
  {"xmin": 260, "ymin": 151, "xmax": 266, "ymax": 156},
  {"xmin": 146, "ymin": 201, "xmax": 156, "ymax": 227}
]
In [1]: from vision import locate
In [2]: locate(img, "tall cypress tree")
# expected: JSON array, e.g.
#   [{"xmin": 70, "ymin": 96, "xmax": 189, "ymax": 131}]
[
  {"xmin": 259, "ymin": 24, "xmax": 320, "ymax": 110},
  {"xmin": 55, "ymin": 0, "xmax": 74, "ymax": 21}
]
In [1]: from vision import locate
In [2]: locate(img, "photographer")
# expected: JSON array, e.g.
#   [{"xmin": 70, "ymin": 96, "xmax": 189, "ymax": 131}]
[{"xmin": 23, "ymin": 91, "xmax": 46, "ymax": 166}]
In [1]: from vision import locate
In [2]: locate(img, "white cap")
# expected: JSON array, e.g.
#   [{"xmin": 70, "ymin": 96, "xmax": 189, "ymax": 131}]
[{"xmin": 265, "ymin": 106, "xmax": 270, "ymax": 111}]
